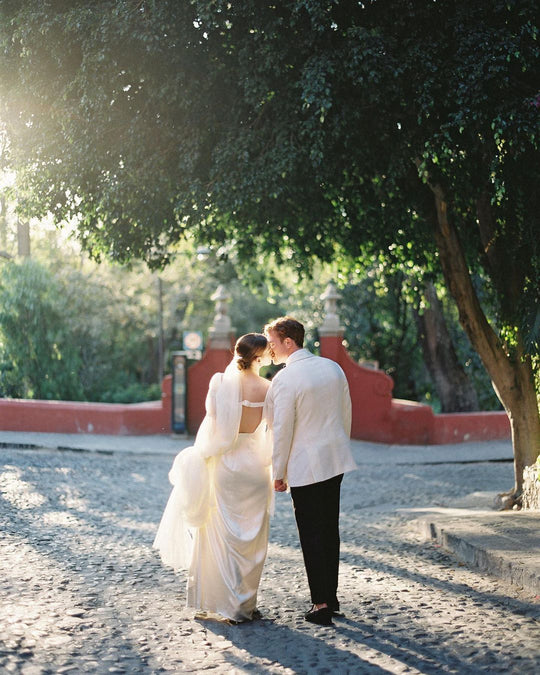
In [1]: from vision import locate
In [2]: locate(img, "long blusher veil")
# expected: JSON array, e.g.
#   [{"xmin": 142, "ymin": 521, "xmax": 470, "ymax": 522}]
[{"xmin": 153, "ymin": 358, "xmax": 245, "ymax": 570}]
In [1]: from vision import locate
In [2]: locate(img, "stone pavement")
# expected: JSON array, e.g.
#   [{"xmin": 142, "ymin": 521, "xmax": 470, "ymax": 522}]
[
  {"xmin": 3, "ymin": 431, "xmax": 538, "ymax": 594},
  {"xmin": 0, "ymin": 433, "xmax": 539, "ymax": 673}
]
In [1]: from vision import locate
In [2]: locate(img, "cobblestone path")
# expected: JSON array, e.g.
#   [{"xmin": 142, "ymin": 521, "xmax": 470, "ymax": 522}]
[{"xmin": 1, "ymin": 447, "xmax": 538, "ymax": 674}]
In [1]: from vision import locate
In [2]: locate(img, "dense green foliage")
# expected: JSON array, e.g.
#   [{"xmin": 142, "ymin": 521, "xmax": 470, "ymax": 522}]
[
  {"xmin": 0, "ymin": 257, "xmax": 161, "ymax": 401},
  {"xmin": 0, "ymin": 217, "xmax": 499, "ymax": 408},
  {"xmin": 0, "ymin": 259, "xmax": 82, "ymax": 399},
  {"xmin": 0, "ymin": 0, "xmax": 537, "ymax": 355},
  {"xmin": 0, "ymin": 0, "xmax": 537, "ymax": 431}
]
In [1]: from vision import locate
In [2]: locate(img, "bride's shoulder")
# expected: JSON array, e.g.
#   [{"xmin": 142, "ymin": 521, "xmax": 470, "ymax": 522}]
[
  {"xmin": 257, "ymin": 375, "xmax": 271, "ymax": 389},
  {"xmin": 247, "ymin": 375, "xmax": 270, "ymax": 399},
  {"xmin": 209, "ymin": 372, "xmax": 224, "ymax": 390}
]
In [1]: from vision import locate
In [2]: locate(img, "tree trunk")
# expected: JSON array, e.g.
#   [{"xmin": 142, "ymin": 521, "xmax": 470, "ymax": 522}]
[
  {"xmin": 17, "ymin": 219, "xmax": 30, "ymax": 257},
  {"xmin": 428, "ymin": 183, "xmax": 540, "ymax": 504},
  {"xmin": 504, "ymin": 349, "xmax": 540, "ymax": 502},
  {"xmin": 413, "ymin": 281, "xmax": 479, "ymax": 412},
  {"xmin": 0, "ymin": 194, "xmax": 7, "ymax": 251},
  {"xmin": 0, "ymin": 195, "xmax": 13, "ymax": 261}
]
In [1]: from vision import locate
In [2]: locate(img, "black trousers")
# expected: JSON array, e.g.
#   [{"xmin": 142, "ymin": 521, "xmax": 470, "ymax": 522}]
[{"xmin": 290, "ymin": 473, "xmax": 343, "ymax": 606}]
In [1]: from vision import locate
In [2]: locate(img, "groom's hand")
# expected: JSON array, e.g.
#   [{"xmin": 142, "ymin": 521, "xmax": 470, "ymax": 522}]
[{"xmin": 274, "ymin": 479, "xmax": 288, "ymax": 492}]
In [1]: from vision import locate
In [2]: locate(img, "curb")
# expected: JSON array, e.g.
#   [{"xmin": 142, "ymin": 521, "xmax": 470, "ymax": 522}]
[
  {"xmin": 0, "ymin": 441, "xmax": 175, "ymax": 457},
  {"xmin": 414, "ymin": 515, "xmax": 540, "ymax": 596}
]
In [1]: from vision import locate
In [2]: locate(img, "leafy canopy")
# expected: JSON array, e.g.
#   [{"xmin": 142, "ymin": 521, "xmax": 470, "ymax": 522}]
[{"xmin": 0, "ymin": 0, "xmax": 538, "ymax": 348}]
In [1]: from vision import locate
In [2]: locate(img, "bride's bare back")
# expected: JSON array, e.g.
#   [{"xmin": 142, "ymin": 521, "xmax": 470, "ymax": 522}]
[{"xmin": 238, "ymin": 373, "xmax": 270, "ymax": 433}]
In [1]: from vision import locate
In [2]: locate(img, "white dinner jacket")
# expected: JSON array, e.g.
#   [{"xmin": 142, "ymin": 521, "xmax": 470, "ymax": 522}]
[{"xmin": 265, "ymin": 349, "xmax": 357, "ymax": 487}]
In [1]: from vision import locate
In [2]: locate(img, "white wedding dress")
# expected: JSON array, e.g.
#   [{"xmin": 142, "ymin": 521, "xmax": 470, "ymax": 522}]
[{"xmin": 153, "ymin": 364, "xmax": 273, "ymax": 622}]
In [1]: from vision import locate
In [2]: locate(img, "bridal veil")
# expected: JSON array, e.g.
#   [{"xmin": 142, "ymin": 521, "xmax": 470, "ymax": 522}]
[{"xmin": 153, "ymin": 359, "xmax": 246, "ymax": 570}]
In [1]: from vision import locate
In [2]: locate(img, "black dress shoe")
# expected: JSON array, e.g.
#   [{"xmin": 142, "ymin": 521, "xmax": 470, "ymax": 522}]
[
  {"xmin": 329, "ymin": 600, "xmax": 344, "ymax": 616},
  {"xmin": 305, "ymin": 606, "xmax": 333, "ymax": 626}
]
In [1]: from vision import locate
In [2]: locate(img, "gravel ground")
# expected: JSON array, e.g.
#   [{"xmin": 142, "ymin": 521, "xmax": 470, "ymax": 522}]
[{"xmin": 0, "ymin": 447, "xmax": 538, "ymax": 674}]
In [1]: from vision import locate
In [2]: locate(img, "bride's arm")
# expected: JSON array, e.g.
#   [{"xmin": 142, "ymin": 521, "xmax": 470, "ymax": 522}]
[
  {"xmin": 194, "ymin": 372, "xmax": 223, "ymax": 456},
  {"xmin": 205, "ymin": 372, "xmax": 223, "ymax": 418}
]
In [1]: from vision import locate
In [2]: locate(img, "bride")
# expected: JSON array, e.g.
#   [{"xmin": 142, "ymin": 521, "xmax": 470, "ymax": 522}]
[{"xmin": 153, "ymin": 333, "xmax": 273, "ymax": 623}]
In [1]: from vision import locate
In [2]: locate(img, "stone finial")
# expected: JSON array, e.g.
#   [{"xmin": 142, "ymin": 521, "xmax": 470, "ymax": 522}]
[
  {"xmin": 208, "ymin": 284, "xmax": 235, "ymax": 347},
  {"xmin": 319, "ymin": 282, "xmax": 344, "ymax": 337}
]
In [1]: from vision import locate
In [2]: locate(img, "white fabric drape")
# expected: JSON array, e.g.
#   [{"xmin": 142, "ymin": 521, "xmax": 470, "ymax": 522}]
[
  {"xmin": 187, "ymin": 425, "xmax": 272, "ymax": 620},
  {"xmin": 153, "ymin": 360, "xmax": 241, "ymax": 569},
  {"xmin": 153, "ymin": 361, "xmax": 273, "ymax": 618}
]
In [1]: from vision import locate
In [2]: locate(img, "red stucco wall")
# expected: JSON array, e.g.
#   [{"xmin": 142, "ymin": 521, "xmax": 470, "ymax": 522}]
[
  {"xmin": 0, "ymin": 337, "xmax": 510, "ymax": 443},
  {"xmin": 187, "ymin": 344, "xmax": 233, "ymax": 435},
  {"xmin": 320, "ymin": 335, "xmax": 510, "ymax": 444},
  {"xmin": 0, "ymin": 376, "xmax": 172, "ymax": 435}
]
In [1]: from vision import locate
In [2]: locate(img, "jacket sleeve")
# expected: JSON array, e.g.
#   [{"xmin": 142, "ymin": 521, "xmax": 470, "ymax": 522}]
[
  {"xmin": 342, "ymin": 372, "xmax": 352, "ymax": 438},
  {"xmin": 270, "ymin": 373, "xmax": 297, "ymax": 482},
  {"xmin": 263, "ymin": 384, "xmax": 274, "ymax": 430}
]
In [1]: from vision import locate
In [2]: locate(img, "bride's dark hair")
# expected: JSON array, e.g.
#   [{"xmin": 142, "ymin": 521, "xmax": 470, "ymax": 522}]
[{"xmin": 235, "ymin": 333, "xmax": 268, "ymax": 371}]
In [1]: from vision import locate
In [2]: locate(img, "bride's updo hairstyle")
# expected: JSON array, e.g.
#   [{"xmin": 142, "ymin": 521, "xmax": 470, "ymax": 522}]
[{"xmin": 235, "ymin": 333, "xmax": 268, "ymax": 371}]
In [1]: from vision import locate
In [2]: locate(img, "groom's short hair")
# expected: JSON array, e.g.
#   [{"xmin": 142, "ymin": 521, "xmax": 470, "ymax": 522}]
[{"xmin": 264, "ymin": 316, "xmax": 304, "ymax": 348}]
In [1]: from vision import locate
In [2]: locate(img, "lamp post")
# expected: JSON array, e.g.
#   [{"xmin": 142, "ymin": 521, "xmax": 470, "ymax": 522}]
[{"xmin": 156, "ymin": 275, "xmax": 164, "ymax": 384}]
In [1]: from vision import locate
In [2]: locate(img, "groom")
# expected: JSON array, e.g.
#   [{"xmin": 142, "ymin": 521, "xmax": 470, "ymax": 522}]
[{"xmin": 264, "ymin": 316, "xmax": 356, "ymax": 626}]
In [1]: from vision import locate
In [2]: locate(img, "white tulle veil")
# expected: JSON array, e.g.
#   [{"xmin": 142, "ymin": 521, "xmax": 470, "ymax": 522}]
[{"xmin": 153, "ymin": 357, "xmax": 244, "ymax": 570}]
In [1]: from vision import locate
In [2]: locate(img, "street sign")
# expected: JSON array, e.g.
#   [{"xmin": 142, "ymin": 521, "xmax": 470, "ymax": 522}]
[{"xmin": 183, "ymin": 331, "xmax": 203, "ymax": 352}]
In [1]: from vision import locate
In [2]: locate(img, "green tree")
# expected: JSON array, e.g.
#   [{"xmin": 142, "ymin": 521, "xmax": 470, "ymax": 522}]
[
  {"xmin": 0, "ymin": 1, "xmax": 538, "ymax": 502},
  {"xmin": 0, "ymin": 257, "xmax": 163, "ymax": 402},
  {"xmin": 283, "ymin": 261, "xmax": 493, "ymax": 411},
  {"xmin": 0, "ymin": 259, "xmax": 83, "ymax": 399}
]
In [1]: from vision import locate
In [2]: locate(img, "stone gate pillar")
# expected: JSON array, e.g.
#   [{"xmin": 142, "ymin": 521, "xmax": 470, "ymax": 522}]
[
  {"xmin": 318, "ymin": 282, "xmax": 395, "ymax": 441},
  {"xmin": 318, "ymin": 282, "xmax": 345, "ymax": 360}
]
